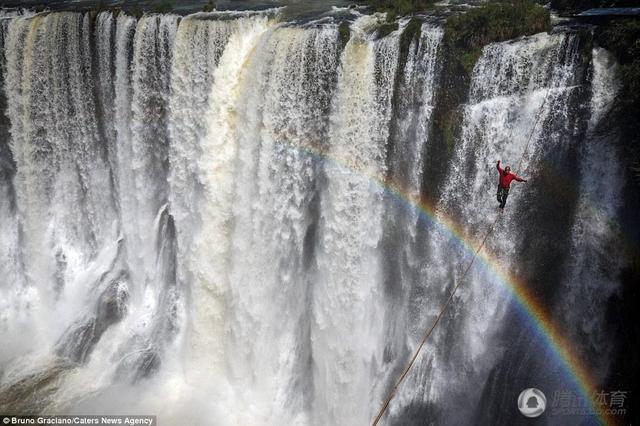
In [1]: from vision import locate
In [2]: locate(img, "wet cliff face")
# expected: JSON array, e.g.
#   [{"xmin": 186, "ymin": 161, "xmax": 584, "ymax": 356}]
[{"xmin": 0, "ymin": 7, "xmax": 633, "ymax": 425}]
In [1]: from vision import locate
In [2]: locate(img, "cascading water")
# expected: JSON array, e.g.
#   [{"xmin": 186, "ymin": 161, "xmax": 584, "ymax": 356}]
[
  {"xmin": 391, "ymin": 31, "xmax": 590, "ymax": 425},
  {"xmin": 0, "ymin": 7, "xmax": 628, "ymax": 426},
  {"xmin": 555, "ymin": 46, "xmax": 622, "ymax": 383}
]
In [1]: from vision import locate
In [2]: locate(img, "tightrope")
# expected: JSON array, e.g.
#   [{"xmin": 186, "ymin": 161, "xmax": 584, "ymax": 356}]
[
  {"xmin": 371, "ymin": 85, "xmax": 553, "ymax": 426},
  {"xmin": 371, "ymin": 213, "xmax": 501, "ymax": 426}
]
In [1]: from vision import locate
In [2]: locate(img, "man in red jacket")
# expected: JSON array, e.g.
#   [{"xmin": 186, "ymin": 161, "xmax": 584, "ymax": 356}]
[{"xmin": 496, "ymin": 160, "xmax": 527, "ymax": 209}]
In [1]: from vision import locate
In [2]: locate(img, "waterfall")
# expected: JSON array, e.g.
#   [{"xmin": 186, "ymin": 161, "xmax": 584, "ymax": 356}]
[
  {"xmin": 113, "ymin": 12, "xmax": 136, "ymax": 229},
  {"xmin": 0, "ymin": 10, "xmax": 28, "ymax": 364},
  {"xmin": 310, "ymin": 15, "xmax": 400, "ymax": 425},
  {"xmin": 3, "ymin": 11, "xmax": 120, "ymax": 352},
  {"xmin": 382, "ymin": 32, "xmax": 585, "ymax": 423},
  {"xmin": 126, "ymin": 14, "xmax": 178, "ymax": 284},
  {"xmin": 175, "ymin": 14, "xmax": 273, "ymax": 392},
  {"xmin": 556, "ymin": 46, "xmax": 623, "ymax": 382},
  {"xmin": 224, "ymin": 23, "xmax": 338, "ymax": 425},
  {"xmin": 0, "ymin": 8, "xmax": 626, "ymax": 426}
]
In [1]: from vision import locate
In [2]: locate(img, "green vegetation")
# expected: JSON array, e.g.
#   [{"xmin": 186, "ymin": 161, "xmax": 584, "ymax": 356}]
[
  {"xmin": 122, "ymin": 0, "xmax": 172, "ymax": 15},
  {"xmin": 377, "ymin": 22, "xmax": 399, "ymax": 38},
  {"xmin": 153, "ymin": 0, "xmax": 174, "ymax": 14},
  {"xmin": 595, "ymin": 19, "xmax": 640, "ymax": 185},
  {"xmin": 124, "ymin": 4, "xmax": 144, "ymax": 18},
  {"xmin": 429, "ymin": 0, "xmax": 551, "ymax": 151},
  {"xmin": 338, "ymin": 21, "xmax": 351, "ymax": 48},
  {"xmin": 362, "ymin": 0, "xmax": 436, "ymax": 19},
  {"xmin": 444, "ymin": 0, "xmax": 551, "ymax": 75},
  {"xmin": 203, "ymin": 0, "xmax": 216, "ymax": 12},
  {"xmin": 439, "ymin": 109, "xmax": 463, "ymax": 149},
  {"xmin": 89, "ymin": 0, "xmax": 121, "ymax": 18},
  {"xmin": 597, "ymin": 20, "xmax": 640, "ymax": 109},
  {"xmin": 399, "ymin": 17, "xmax": 422, "ymax": 54}
]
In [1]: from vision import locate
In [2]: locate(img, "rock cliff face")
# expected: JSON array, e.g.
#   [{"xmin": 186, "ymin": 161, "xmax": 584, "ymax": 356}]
[{"xmin": 0, "ymin": 7, "xmax": 635, "ymax": 425}]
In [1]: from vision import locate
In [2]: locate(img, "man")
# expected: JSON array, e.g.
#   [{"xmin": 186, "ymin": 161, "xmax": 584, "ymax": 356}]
[{"xmin": 496, "ymin": 160, "xmax": 527, "ymax": 209}]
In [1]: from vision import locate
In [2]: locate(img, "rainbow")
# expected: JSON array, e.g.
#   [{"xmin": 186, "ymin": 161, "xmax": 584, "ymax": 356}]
[
  {"xmin": 275, "ymin": 139, "xmax": 613, "ymax": 426},
  {"xmin": 383, "ymin": 180, "xmax": 612, "ymax": 426}
]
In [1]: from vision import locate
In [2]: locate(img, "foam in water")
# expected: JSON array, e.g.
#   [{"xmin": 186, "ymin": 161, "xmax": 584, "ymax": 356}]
[
  {"xmin": 556, "ymin": 46, "xmax": 622, "ymax": 382},
  {"xmin": 0, "ymin": 9, "xmax": 624, "ymax": 426},
  {"xmin": 392, "ymin": 33, "xmax": 584, "ymax": 423},
  {"xmin": 311, "ymin": 14, "xmax": 400, "ymax": 425}
]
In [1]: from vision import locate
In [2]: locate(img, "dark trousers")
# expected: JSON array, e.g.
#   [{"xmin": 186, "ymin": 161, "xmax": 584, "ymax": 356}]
[{"xmin": 497, "ymin": 186, "xmax": 509, "ymax": 209}]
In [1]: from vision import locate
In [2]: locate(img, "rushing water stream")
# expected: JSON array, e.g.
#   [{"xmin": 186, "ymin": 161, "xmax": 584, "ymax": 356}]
[{"xmin": 0, "ymin": 7, "xmax": 627, "ymax": 425}]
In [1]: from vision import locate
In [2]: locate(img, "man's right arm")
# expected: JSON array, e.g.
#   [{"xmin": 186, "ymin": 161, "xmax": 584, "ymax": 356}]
[{"xmin": 496, "ymin": 161, "xmax": 503, "ymax": 173}]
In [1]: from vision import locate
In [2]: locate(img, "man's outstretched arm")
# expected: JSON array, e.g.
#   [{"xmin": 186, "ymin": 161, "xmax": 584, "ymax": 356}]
[{"xmin": 514, "ymin": 174, "xmax": 527, "ymax": 182}]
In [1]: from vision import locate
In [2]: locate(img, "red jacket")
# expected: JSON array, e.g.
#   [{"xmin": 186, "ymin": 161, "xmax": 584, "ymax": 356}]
[{"xmin": 497, "ymin": 163, "xmax": 525, "ymax": 188}]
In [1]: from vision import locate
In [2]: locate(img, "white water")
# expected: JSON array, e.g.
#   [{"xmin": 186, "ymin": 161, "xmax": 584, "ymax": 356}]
[
  {"xmin": 224, "ymin": 24, "xmax": 337, "ymax": 425},
  {"xmin": 0, "ymin": 9, "xmax": 625, "ymax": 426},
  {"xmin": 393, "ymin": 32, "xmax": 585, "ymax": 422},
  {"xmin": 556, "ymin": 47, "xmax": 622, "ymax": 382},
  {"xmin": 312, "ymin": 15, "xmax": 399, "ymax": 425}
]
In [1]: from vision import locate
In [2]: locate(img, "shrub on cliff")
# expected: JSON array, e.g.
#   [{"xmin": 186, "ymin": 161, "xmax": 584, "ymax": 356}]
[
  {"xmin": 596, "ymin": 19, "xmax": 640, "ymax": 184},
  {"xmin": 597, "ymin": 19, "xmax": 640, "ymax": 109},
  {"xmin": 153, "ymin": 0, "xmax": 174, "ymax": 14},
  {"xmin": 444, "ymin": 0, "xmax": 551, "ymax": 74},
  {"xmin": 363, "ymin": 0, "xmax": 436, "ymax": 19},
  {"xmin": 432, "ymin": 0, "xmax": 551, "ymax": 151}
]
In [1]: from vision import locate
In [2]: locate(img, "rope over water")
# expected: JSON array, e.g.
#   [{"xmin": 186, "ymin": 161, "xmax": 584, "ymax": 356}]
[{"xmin": 371, "ymin": 86, "xmax": 553, "ymax": 426}]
